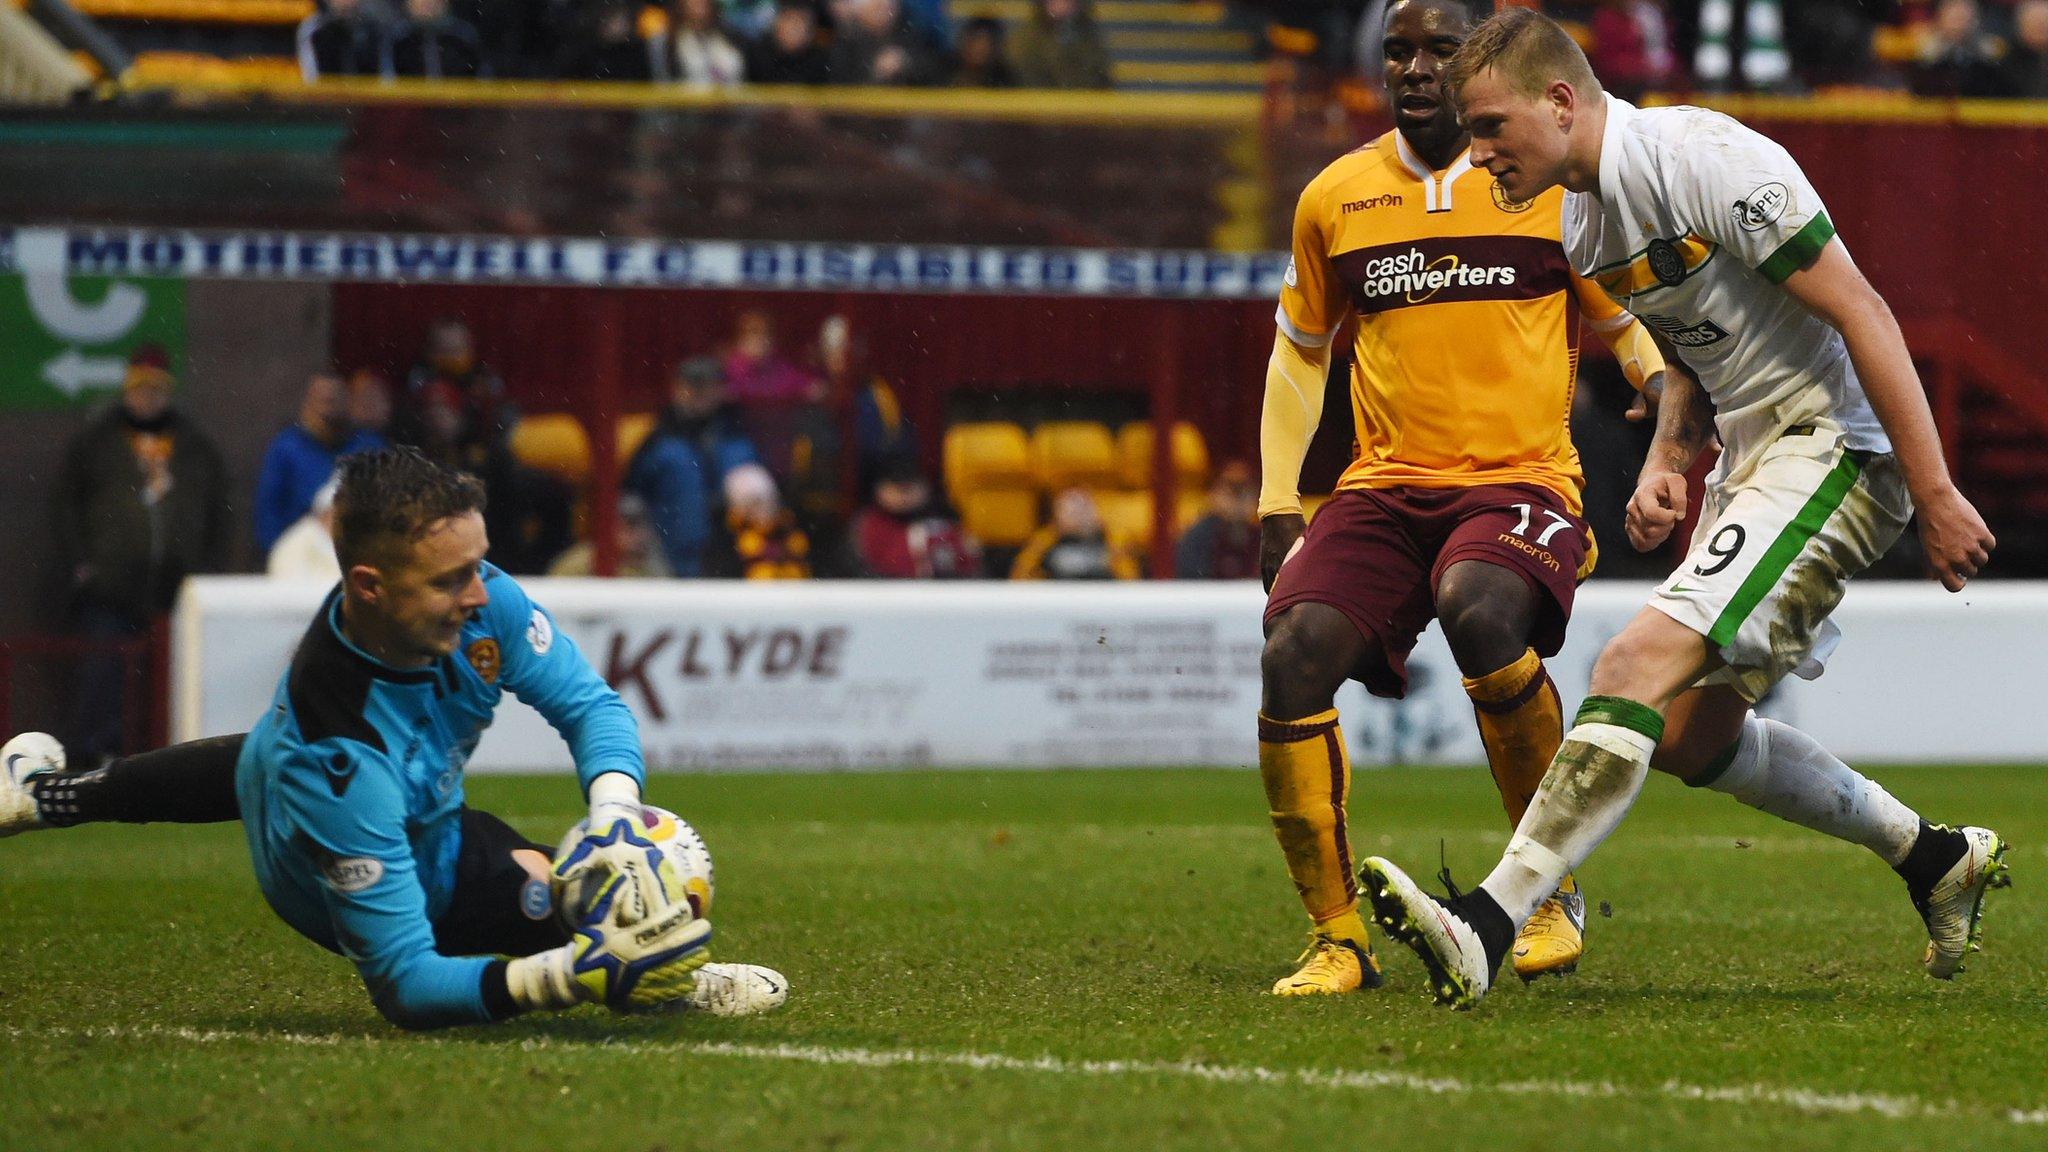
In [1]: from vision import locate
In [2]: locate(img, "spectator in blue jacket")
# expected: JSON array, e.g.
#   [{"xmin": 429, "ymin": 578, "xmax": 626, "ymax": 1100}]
[
  {"xmin": 625, "ymin": 356, "xmax": 759, "ymax": 578},
  {"xmin": 254, "ymin": 369, "xmax": 385, "ymax": 553}
]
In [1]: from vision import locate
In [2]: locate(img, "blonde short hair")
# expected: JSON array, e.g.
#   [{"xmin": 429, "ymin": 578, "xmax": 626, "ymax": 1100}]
[{"xmin": 1445, "ymin": 6, "xmax": 1601, "ymax": 101}]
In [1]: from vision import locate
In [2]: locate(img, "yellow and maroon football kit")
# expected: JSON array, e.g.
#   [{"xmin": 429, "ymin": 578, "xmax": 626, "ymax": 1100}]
[{"xmin": 1257, "ymin": 131, "xmax": 1665, "ymax": 961}]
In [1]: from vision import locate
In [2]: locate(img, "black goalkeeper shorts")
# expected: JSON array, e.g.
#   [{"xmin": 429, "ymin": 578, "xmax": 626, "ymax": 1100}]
[{"xmin": 432, "ymin": 808, "xmax": 571, "ymax": 958}]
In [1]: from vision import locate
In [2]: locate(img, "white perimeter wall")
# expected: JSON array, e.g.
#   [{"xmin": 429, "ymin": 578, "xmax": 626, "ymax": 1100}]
[{"xmin": 174, "ymin": 578, "xmax": 2048, "ymax": 771}]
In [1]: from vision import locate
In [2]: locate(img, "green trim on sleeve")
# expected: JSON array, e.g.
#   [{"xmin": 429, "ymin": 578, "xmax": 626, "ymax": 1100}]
[{"xmin": 1757, "ymin": 211, "xmax": 1836, "ymax": 284}]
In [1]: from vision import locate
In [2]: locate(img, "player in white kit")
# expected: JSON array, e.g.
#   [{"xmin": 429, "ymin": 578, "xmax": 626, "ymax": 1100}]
[{"xmin": 1356, "ymin": 7, "xmax": 2008, "ymax": 1008}]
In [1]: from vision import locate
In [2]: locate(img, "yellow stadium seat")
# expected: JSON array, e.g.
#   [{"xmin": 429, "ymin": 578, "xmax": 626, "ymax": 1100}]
[
  {"xmin": 1094, "ymin": 490, "xmax": 1152, "ymax": 550},
  {"xmin": 944, "ymin": 421, "xmax": 1034, "ymax": 498},
  {"xmin": 125, "ymin": 51, "xmax": 301, "ymax": 85},
  {"xmin": 81, "ymin": 0, "xmax": 311, "ymax": 26},
  {"xmin": 1030, "ymin": 421, "xmax": 1120, "ymax": 491},
  {"xmin": 510, "ymin": 412, "xmax": 591, "ymax": 486},
  {"xmin": 1115, "ymin": 421, "xmax": 1210, "ymax": 490},
  {"xmin": 1873, "ymin": 24, "xmax": 1920, "ymax": 65},
  {"xmin": 946, "ymin": 423, "xmax": 1041, "ymax": 546},
  {"xmin": 617, "ymin": 411, "xmax": 657, "ymax": 462},
  {"xmin": 1094, "ymin": 489, "xmax": 1211, "ymax": 549},
  {"xmin": 957, "ymin": 489, "xmax": 1039, "ymax": 548}
]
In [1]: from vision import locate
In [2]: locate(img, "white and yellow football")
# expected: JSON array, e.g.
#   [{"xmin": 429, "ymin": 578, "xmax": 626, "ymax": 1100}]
[{"xmin": 552, "ymin": 805, "xmax": 715, "ymax": 928}]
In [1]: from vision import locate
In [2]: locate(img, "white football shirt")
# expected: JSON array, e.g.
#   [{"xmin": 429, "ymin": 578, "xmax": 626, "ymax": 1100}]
[{"xmin": 1562, "ymin": 98, "xmax": 1889, "ymax": 474}]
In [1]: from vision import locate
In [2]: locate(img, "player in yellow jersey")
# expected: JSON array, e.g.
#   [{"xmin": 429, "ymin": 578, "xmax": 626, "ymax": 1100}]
[{"xmin": 1255, "ymin": 0, "xmax": 1669, "ymax": 996}]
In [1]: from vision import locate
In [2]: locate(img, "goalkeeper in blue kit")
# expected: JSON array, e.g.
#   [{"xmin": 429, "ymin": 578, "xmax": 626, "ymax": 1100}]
[{"xmin": 0, "ymin": 448, "xmax": 783, "ymax": 1028}]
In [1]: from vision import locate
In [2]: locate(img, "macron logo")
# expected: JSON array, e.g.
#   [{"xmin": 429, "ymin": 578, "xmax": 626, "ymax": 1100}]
[{"xmin": 1342, "ymin": 194, "xmax": 1403, "ymax": 213}]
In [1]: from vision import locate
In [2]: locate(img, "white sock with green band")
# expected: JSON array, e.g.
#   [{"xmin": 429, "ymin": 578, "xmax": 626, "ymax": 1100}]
[
  {"xmin": 1480, "ymin": 696, "xmax": 1663, "ymax": 927},
  {"xmin": 506, "ymin": 946, "xmax": 583, "ymax": 1012},
  {"xmin": 1694, "ymin": 716, "xmax": 1920, "ymax": 866}
]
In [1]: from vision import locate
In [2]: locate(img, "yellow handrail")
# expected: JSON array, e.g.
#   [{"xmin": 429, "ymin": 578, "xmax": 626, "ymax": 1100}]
[
  {"xmin": 1647, "ymin": 91, "xmax": 2048, "ymax": 129},
  {"xmin": 148, "ymin": 74, "xmax": 1268, "ymax": 125},
  {"xmin": 121, "ymin": 73, "xmax": 2048, "ymax": 130}
]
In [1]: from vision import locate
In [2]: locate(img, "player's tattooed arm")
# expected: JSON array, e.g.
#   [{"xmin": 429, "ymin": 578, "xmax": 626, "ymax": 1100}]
[
  {"xmin": 1627, "ymin": 326, "xmax": 1712, "ymax": 468},
  {"xmin": 1642, "ymin": 358, "xmax": 1715, "ymax": 479},
  {"xmin": 1626, "ymin": 352, "xmax": 1715, "ymax": 552},
  {"xmin": 1623, "ymin": 367, "xmax": 1663, "ymax": 424}
]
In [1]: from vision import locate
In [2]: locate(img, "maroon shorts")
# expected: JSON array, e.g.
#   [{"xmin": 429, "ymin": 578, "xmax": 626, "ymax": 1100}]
[{"xmin": 1264, "ymin": 483, "xmax": 1592, "ymax": 698}]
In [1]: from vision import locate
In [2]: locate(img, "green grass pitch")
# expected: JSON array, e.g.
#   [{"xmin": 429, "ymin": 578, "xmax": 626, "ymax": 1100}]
[{"xmin": 3, "ymin": 764, "xmax": 2044, "ymax": 1150}]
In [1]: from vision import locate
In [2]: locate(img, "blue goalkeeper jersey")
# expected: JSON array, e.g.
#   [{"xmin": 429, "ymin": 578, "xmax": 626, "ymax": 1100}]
[{"xmin": 236, "ymin": 564, "xmax": 643, "ymax": 1028}]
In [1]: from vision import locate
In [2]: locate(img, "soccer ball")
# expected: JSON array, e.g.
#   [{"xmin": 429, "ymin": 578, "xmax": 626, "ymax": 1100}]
[{"xmin": 552, "ymin": 805, "xmax": 715, "ymax": 928}]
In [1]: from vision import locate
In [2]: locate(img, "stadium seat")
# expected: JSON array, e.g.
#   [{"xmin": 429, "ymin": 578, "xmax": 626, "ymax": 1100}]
[
  {"xmin": 1093, "ymin": 489, "xmax": 1152, "ymax": 550},
  {"xmin": 510, "ymin": 412, "xmax": 591, "ymax": 486},
  {"xmin": 944, "ymin": 423, "xmax": 1039, "ymax": 547},
  {"xmin": 73, "ymin": 0, "xmax": 311, "ymax": 24},
  {"xmin": 956, "ymin": 489, "xmax": 1040, "ymax": 548},
  {"xmin": 617, "ymin": 411, "xmax": 657, "ymax": 463},
  {"xmin": 1093, "ymin": 489, "xmax": 1210, "ymax": 549},
  {"xmin": 1030, "ymin": 421, "xmax": 1120, "ymax": 490},
  {"xmin": 944, "ymin": 421, "xmax": 1034, "ymax": 494},
  {"xmin": 1114, "ymin": 421, "xmax": 1210, "ymax": 491},
  {"xmin": 124, "ymin": 52, "xmax": 300, "ymax": 85}
]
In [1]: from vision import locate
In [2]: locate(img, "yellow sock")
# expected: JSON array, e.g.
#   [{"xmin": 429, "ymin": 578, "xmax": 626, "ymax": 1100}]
[
  {"xmin": 1316, "ymin": 908, "xmax": 1371, "ymax": 945},
  {"xmin": 1257, "ymin": 709, "xmax": 1362, "ymax": 941},
  {"xmin": 1463, "ymin": 649, "xmax": 1564, "ymax": 827}
]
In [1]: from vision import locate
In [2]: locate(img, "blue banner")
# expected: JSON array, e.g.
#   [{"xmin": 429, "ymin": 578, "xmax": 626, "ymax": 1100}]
[{"xmin": 1, "ymin": 226, "xmax": 1288, "ymax": 301}]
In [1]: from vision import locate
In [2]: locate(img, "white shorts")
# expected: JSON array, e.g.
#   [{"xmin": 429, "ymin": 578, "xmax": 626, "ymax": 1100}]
[{"xmin": 1648, "ymin": 422, "xmax": 1910, "ymax": 702}]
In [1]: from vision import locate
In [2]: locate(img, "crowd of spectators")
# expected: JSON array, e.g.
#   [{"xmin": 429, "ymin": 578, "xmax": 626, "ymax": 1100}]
[
  {"xmin": 298, "ymin": 0, "xmax": 1113, "ymax": 87},
  {"xmin": 1297, "ymin": 0, "xmax": 2048, "ymax": 102},
  {"xmin": 1659, "ymin": 0, "xmax": 2048, "ymax": 97},
  {"xmin": 597, "ymin": 308, "xmax": 1246, "ymax": 582},
  {"xmin": 293, "ymin": 0, "xmax": 2048, "ymax": 97},
  {"xmin": 55, "ymin": 310, "xmax": 1250, "ymax": 620}
]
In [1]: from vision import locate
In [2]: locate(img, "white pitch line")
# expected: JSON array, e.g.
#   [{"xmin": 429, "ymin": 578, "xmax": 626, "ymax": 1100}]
[{"xmin": 9, "ymin": 1023, "xmax": 2043, "ymax": 1126}]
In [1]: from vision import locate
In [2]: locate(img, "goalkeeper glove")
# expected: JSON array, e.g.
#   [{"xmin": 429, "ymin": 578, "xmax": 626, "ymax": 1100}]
[
  {"xmin": 572, "ymin": 873, "xmax": 714, "ymax": 1012},
  {"xmin": 507, "ymin": 873, "xmax": 713, "ymax": 1014},
  {"xmin": 554, "ymin": 786, "xmax": 684, "ymax": 926}
]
